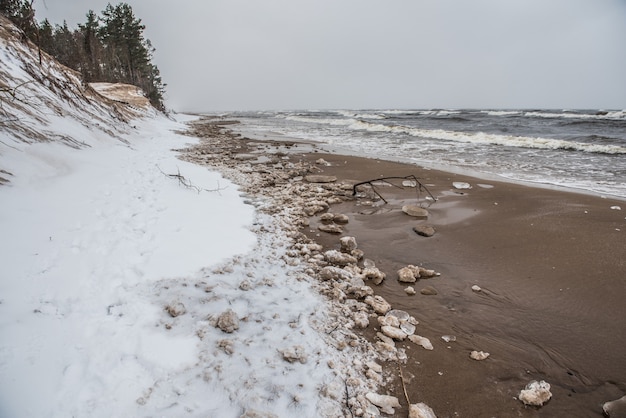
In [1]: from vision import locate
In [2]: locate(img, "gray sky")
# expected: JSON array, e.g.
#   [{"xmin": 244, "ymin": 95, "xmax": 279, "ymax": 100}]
[{"xmin": 34, "ymin": 0, "xmax": 626, "ymax": 111}]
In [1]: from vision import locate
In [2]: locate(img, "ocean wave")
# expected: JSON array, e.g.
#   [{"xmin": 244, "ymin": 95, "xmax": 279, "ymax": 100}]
[
  {"xmin": 347, "ymin": 120, "xmax": 626, "ymax": 155},
  {"xmin": 481, "ymin": 110, "xmax": 523, "ymax": 117},
  {"xmin": 375, "ymin": 109, "xmax": 462, "ymax": 117},
  {"xmin": 282, "ymin": 113, "xmax": 626, "ymax": 154},
  {"xmin": 523, "ymin": 110, "xmax": 626, "ymax": 120},
  {"xmin": 348, "ymin": 109, "xmax": 626, "ymax": 120},
  {"xmin": 336, "ymin": 110, "xmax": 386, "ymax": 120},
  {"xmin": 285, "ymin": 114, "xmax": 357, "ymax": 126}
]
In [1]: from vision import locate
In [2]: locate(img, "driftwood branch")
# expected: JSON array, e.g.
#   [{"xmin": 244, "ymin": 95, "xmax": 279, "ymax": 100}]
[
  {"xmin": 352, "ymin": 175, "xmax": 436, "ymax": 205},
  {"xmin": 157, "ymin": 165, "xmax": 227, "ymax": 195},
  {"xmin": 398, "ymin": 362, "xmax": 411, "ymax": 406},
  {"xmin": 344, "ymin": 379, "xmax": 354, "ymax": 418}
]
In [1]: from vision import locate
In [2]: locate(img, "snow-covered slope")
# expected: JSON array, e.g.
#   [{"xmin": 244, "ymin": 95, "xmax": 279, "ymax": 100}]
[{"xmin": 0, "ymin": 16, "xmax": 379, "ymax": 418}]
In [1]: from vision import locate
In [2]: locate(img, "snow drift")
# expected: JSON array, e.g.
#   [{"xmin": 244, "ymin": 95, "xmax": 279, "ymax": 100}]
[{"xmin": 0, "ymin": 15, "xmax": 368, "ymax": 417}]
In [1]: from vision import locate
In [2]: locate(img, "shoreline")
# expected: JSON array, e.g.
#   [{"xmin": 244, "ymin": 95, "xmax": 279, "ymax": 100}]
[
  {"xmin": 181, "ymin": 117, "xmax": 626, "ymax": 417},
  {"xmin": 231, "ymin": 122, "xmax": 626, "ymax": 202}
]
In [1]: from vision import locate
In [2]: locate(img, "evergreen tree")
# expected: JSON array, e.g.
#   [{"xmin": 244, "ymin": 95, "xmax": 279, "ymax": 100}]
[
  {"xmin": 99, "ymin": 3, "xmax": 144, "ymax": 83},
  {"xmin": 37, "ymin": 18, "xmax": 55, "ymax": 54},
  {"xmin": 52, "ymin": 21, "xmax": 80, "ymax": 70},
  {"xmin": 77, "ymin": 10, "xmax": 102, "ymax": 81},
  {"xmin": 98, "ymin": 3, "xmax": 164, "ymax": 108},
  {"xmin": 1, "ymin": 0, "xmax": 38, "ymax": 42},
  {"xmin": 0, "ymin": 0, "xmax": 22, "ymax": 18},
  {"xmin": 3, "ymin": 1, "xmax": 166, "ymax": 110}
]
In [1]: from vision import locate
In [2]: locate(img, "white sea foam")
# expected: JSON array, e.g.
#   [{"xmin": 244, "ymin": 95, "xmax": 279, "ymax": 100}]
[
  {"xmin": 336, "ymin": 110, "xmax": 386, "ymax": 119},
  {"xmin": 481, "ymin": 110, "xmax": 523, "ymax": 117},
  {"xmin": 283, "ymin": 114, "xmax": 626, "ymax": 154},
  {"xmin": 286, "ymin": 114, "xmax": 356, "ymax": 126},
  {"xmin": 524, "ymin": 110, "xmax": 626, "ymax": 120},
  {"xmin": 236, "ymin": 110, "xmax": 626, "ymax": 199},
  {"xmin": 344, "ymin": 120, "xmax": 626, "ymax": 155}
]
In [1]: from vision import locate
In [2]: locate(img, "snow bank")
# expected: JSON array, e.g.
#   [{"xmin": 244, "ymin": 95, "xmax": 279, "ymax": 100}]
[
  {"xmin": 1, "ymin": 16, "xmax": 367, "ymax": 415},
  {"xmin": 0, "ymin": 115, "xmax": 265, "ymax": 416}
]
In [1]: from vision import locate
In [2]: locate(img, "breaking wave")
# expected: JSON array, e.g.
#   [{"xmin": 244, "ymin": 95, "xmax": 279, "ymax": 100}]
[{"xmin": 286, "ymin": 115, "xmax": 626, "ymax": 155}]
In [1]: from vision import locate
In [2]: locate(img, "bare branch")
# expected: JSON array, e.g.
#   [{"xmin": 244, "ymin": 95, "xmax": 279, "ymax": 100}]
[
  {"xmin": 398, "ymin": 362, "xmax": 411, "ymax": 406},
  {"xmin": 344, "ymin": 379, "xmax": 354, "ymax": 418},
  {"xmin": 0, "ymin": 80, "xmax": 36, "ymax": 125},
  {"xmin": 156, "ymin": 165, "xmax": 228, "ymax": 195},
  {"xmin": 352, "ymin": 175, "xmax": 437, "ymax": 206}
]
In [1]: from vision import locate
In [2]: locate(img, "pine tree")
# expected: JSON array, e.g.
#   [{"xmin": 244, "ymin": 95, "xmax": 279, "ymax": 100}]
[
  {"xmin": 0, "ymin": 0, "xmax": 22, "ymax": 18},
  {"xmin": 37, "ymin": 18, "xmax": 55, "ymax": 54},
  {"xmin": 52, "ymin": 21, "xmax": 80, "ymax": 70},
  {"xmin": 98, "ymin": 3, "xmax": 164, "ymax": 108},
  {"xmin": 4, "ymin": 1, "xmax": 166, "ymax": 110},
  {"xmin": 1, "ymin": 0, "xmax": 38, "ymax": 42},
  {"xmin": 77, "ymin": 10, "xmax": 102, "ymax": 81}
]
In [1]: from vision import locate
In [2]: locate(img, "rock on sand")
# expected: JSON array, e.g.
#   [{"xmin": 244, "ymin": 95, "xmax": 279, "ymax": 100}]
[
  {"xmin": 420, "ymin": 286, "xmax": 438, "ymax": 295},
  {"xmin": 305, "ymin": 175, "xmax": 337, "ymax": 183},
  {"xmin": 413, "ymin": 225, "xmax": 436, "ymax": 237},
  {"xmin": 402, "ymin": 205, "xmax": 429, "ymax": 219}
]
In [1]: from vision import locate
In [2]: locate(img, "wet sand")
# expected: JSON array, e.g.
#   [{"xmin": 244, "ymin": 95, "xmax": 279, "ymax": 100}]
[
  {"xmin": 191, "ymin": 119, "xmax": 626, "ymax": 416},
  {"xmin": 300, "ymin": 152, "xmax": 626, "ymax": 417}
]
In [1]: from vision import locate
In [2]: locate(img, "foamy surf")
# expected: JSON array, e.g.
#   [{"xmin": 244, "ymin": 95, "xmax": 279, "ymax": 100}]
[{"xmin": 232, "ymin": 109, "xmax": 626, "ymax": 199}]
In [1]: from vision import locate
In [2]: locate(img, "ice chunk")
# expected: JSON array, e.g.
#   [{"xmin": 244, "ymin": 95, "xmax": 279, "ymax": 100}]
[
  {"xmin": 386, "ymin": 309, "xmax": 410, "ymax": 322},
  {"xmin": 470, "ymin": 350, "xmax": 490, "ymax": 360},
  {"xmin": 453, "ymin": 181, "xmax": 471, "ymax": 189},
  {"xmin": 409, "ymin": 402, "xmax": 437, "ymax": 418},
  {"xmin": 409, "ymin": 335, "xmax": 433, "ymax": 350},
  {"xmin": 365, "ymin": 392, "xmax": 401, "ymax": 415},
  {"xmin": 400, "ymin": 322, "xmax": 416, "ymax": 335},
  {"xmin": 518, "ymin": 380, "xmax": 552, "ymax": 406},
  {"xmin": 381, "ymin": 325, "xmax": 408, "ymax": 341}
]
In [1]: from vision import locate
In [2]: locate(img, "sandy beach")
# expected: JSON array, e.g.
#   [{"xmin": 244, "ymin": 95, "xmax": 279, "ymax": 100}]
[
  {"xmin": 304, "ymin": 153, "xmax": 626, "ymax": 417},
  {"xmin": 182, "ymin": 117, "xmax": 626, "ymax": 417}
]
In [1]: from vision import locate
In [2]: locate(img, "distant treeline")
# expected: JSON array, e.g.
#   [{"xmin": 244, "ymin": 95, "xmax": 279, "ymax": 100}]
[{"xmin": 1, "ymin": 1, "xmax": 165, "ymax": 110}]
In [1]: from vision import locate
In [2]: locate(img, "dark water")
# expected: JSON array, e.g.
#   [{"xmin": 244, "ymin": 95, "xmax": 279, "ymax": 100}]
[{"xmin": 226, "ymin": 109, "xmax": 626, "ymax": 199}]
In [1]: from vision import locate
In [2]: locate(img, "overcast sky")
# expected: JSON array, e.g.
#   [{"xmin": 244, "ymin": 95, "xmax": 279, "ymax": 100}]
[{"xmin": 33, "ymin": 0, "xmax": 626, "ymax": 111}]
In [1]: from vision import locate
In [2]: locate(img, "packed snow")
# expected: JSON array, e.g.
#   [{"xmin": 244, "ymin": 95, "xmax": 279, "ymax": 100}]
[{"xmin": 0, "ymin": 112, "xmax": 356, "ymax": 416}]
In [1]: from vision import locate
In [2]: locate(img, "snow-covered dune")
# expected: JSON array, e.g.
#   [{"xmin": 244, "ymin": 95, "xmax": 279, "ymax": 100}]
[{"xmin": 0, "ymin": 16, "xmax": 365, "ymax": 417}]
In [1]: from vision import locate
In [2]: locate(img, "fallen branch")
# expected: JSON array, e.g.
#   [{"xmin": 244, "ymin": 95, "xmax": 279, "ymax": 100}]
[
  {"xmin": 352, "ymin": 175, "xmax": 436, "ymax": 205},
  {"xmin": 398, "ymin": 362, "xmax": 411, "ymax": 406},
  {"xmin": 157, "ymin": 165, "xmax": 227, "ymax": 195},
  {"xmin": 344, "ymin": 379, "xmax": 354, "ymax": 418}
]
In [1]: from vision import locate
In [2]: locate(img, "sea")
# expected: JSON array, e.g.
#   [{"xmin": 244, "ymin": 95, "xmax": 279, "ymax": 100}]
[{"xmin": 224, "ymin": 109, "xmax": 626, "ymax": 199}]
